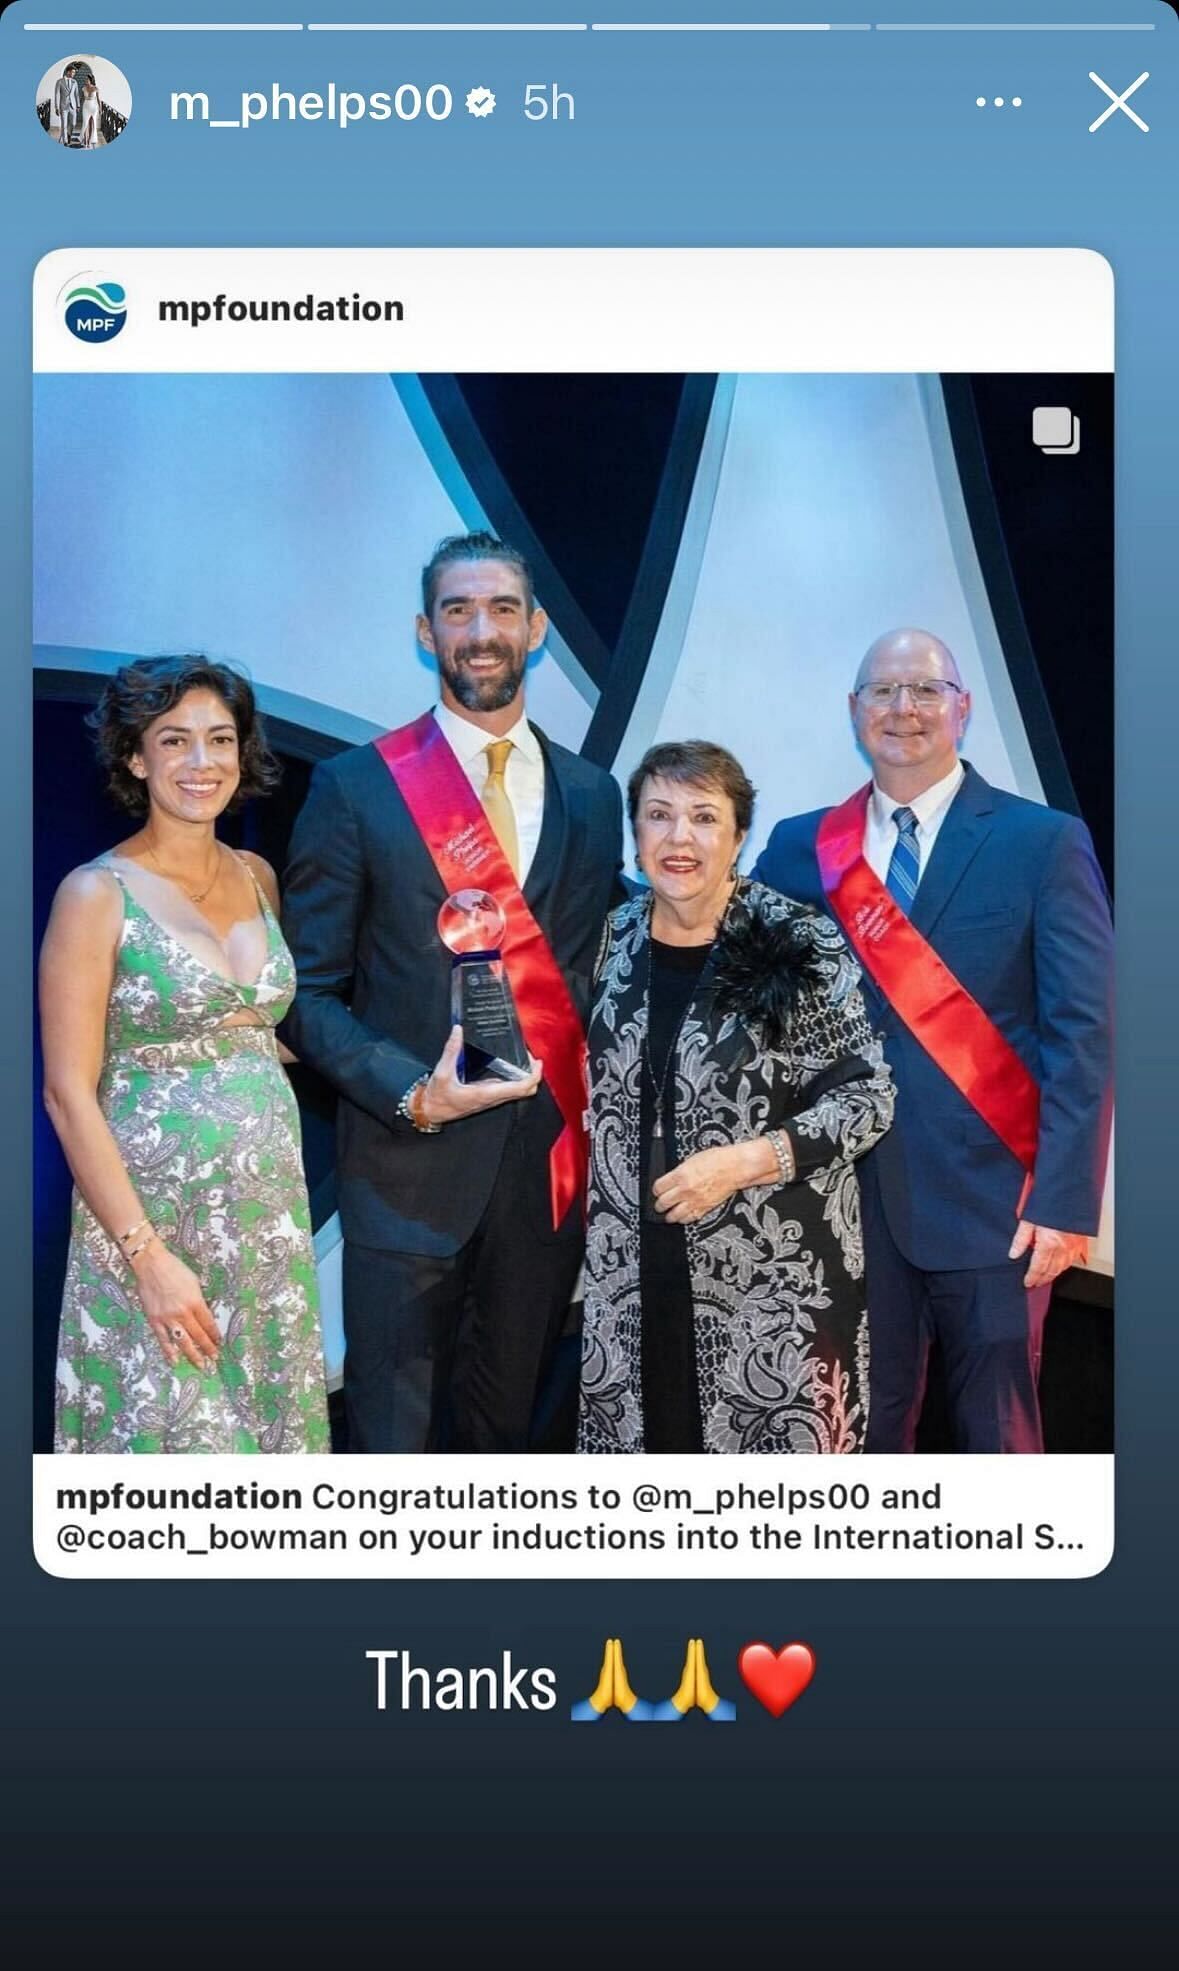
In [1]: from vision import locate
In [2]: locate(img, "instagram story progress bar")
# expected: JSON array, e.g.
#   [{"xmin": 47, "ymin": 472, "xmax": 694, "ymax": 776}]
[{"xmin": 17, "ymin": 18, "xmax": 1162, "ymax": 32}]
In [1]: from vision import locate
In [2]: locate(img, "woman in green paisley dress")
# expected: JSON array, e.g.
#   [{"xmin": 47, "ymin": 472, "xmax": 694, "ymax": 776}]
[{"xmin": 41, "ymin": 657, "xmax": 330, "ymax": 1454}]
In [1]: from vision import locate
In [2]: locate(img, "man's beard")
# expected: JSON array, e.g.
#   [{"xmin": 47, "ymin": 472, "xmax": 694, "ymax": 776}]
[{"xmin": 440, "ymin": 641, "xmax": 526, "ymax": 713}]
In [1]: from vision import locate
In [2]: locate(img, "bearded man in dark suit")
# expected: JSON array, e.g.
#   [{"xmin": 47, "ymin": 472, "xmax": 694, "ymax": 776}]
[
  {"xmin": 284, "ymin": 531, "xmax": 623, "ymax": 1453},
  {"xmin": 753, "ymin": 629, "xmax": 1113, "ymax": 1454}
]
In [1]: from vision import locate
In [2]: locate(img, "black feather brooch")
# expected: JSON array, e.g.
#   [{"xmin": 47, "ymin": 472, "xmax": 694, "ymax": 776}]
[{"xmin": 710, "ymin": 906, "xmax": 826, "ymax": 1051}]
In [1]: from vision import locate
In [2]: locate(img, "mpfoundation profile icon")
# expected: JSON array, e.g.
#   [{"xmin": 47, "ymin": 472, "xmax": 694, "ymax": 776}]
[
  {"xmin": 36, "ymin": 53, "xmax": 132, "ymax": 150},
  {"xmin": 60, "ymin": 275, "xmax": 128, "ymax": 344}
]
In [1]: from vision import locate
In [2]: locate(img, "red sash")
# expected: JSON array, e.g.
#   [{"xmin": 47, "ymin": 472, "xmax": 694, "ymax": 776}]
[
  {"xmin": 375, "ymin": 711, "xmax": 587, "ymax": 1229},
  {"xmin": 815, "ymin": 783, "xmax": 1039, "ymax": 1177}
]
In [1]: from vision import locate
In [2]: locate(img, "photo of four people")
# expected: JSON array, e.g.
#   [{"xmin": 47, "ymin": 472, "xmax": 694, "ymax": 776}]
[{"xmin": 35, "ymin": 375, "xmax": 1114, "ymax": 1460}]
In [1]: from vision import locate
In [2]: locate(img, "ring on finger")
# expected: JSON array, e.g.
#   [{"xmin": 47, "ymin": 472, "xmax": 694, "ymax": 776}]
[{"xmin": 169, "ymin": 1323, "xmax": 184, "ymax": 1343}]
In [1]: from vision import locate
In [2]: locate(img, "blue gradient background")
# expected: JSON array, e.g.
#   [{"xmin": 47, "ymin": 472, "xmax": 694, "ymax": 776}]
[{"xmin": 2, "ymin": 0, "xmax": 1176, "ymax": 1945}]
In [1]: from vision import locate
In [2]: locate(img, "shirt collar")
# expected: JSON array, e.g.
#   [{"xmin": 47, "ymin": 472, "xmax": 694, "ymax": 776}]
[
  {"xmin": 871, "ymin": 757, "xmax": 965, "ymax": 832},
  {"xmin": 432, "ymin": 701, "xmax": 540, "ymax": 766}
]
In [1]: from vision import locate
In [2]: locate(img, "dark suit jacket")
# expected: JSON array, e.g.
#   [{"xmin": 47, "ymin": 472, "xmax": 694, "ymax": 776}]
[
  {"xmin": 752, "ymin": 763, "xmax": 1113, "ymax": 1270},
  {"xmin": 283, "ymin": 718, "xmax": 624, "ymax": 1257}
]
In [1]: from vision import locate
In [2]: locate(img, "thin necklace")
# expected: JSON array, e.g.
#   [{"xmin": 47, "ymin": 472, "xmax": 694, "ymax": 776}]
[
  {"xmin": 145, "ymin": 839, "xmax": 223, "ymax": 905},
  {"xmin": 641, "ymin": 978, "xmax": 685, "ymax": 1150},
  {"xmin": 640, "ymin": 879, "xmax": 741, "ymax": 1212}
]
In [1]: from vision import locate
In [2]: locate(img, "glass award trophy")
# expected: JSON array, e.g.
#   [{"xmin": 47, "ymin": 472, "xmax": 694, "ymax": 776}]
[{"xmin": 437, "ymin": 890, "xmax": 532, "ymax": 1083}]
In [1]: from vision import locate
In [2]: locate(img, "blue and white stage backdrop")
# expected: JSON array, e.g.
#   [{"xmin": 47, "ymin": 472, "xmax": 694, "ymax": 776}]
[
  {"xmin": 34, "ymin": 371, "xmax": 1110, "ymax": 1383},
  {"xmin": 33, "ymin": 370, "xmax": 1048, "ymax": 805}
]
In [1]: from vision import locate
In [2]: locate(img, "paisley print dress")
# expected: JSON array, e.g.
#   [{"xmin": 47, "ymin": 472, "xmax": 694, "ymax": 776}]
[
  {"xmin": 54, "ymin": 863, "xmax": 330, "ymax": 1454},
  {"xmin": 578, "ymin": 882, "xmax": 894, "ymax": 1456}
]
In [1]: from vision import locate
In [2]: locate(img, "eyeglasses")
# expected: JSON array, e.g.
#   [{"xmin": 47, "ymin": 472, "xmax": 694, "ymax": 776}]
[{"xmin": 856, "ymin": 679, "xmax": 963, "ymax": 710}]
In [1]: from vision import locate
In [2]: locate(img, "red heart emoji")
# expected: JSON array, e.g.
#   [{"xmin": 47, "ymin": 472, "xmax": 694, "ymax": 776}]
[{"xmin": 738, "ymin": 1642, "xmax": 816, "ymax": 1717}]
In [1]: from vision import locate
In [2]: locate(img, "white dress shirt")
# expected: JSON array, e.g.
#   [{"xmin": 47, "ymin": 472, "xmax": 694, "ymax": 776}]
[
  {"xmin": 863, "ymin": 759, "xmax": 965, "ymax": 889},
  {"xmin": 432, "ymin": 701, "xmax": 546, "ymax": 884}
]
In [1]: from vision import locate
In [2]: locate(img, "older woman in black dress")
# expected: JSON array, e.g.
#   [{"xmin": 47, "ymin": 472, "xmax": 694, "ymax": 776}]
[{"xmin": 578, "ymin": 741, "xmax": 894, "ymax": 1456}]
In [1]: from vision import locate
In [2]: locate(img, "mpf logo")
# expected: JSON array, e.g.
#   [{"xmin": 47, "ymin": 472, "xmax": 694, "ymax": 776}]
[{"xmin": 62, "ymin": 276, "xmax": 126, "ymax": 342}]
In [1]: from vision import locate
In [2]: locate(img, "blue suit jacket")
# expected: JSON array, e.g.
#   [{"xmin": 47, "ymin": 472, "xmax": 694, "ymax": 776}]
[{"xmin": 752, "ymin": 763, "xmax": 1113, "ymax": 1270}]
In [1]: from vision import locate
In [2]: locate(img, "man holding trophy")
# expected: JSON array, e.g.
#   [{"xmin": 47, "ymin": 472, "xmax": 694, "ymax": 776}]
[{"xmin": 284, "ymin": 533, "xmax": 624, "ymax": 1453}]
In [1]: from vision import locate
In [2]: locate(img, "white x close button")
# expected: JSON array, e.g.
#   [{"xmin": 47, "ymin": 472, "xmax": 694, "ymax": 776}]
[{"xmin": 1088, "ymin": 71, "xmax": 1150, "ymax": 135}]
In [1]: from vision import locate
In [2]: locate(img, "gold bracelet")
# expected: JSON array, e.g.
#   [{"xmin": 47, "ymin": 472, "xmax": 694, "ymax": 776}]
[
  {"xmin": 125, "ymin": 1230, "xmax": 158, "ymax": 1262},
  {"xmin": 117, "ymin": 1216, "xmax": 151, "ymax": 1247}
]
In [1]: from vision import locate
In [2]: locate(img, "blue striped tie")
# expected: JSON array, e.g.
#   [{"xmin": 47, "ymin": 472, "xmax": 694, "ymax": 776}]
[{"xmin": 886, "ymin": 805, "xmax": 920, "ymax": 914}]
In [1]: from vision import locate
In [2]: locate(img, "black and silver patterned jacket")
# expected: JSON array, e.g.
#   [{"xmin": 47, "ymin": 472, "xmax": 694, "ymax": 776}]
[{"xmin": 578, "ymin": 880, "xmax": 894, "ymax": 1455}]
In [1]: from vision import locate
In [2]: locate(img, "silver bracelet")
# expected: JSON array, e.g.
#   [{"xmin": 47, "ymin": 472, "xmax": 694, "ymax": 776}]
[
  {"xmin": 767, "ymin": 1129, "xmax": 796, "ymax": 1186},
  {"xmin": 397, "ymin": 1073, "xmax": 441, "ymax": 1134}
]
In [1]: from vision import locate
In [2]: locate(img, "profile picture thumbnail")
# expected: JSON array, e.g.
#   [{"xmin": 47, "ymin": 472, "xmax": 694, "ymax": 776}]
[{"xmin": 36, "ymin": 54, "xmax": 132, "ymax": 151}]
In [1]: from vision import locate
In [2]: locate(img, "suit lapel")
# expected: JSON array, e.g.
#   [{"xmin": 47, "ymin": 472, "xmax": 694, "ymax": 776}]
[
  {"xmin": 908, "ymin": 762, "xmax": 995, "ymax": 939},
  {"xmin": 523, "ymin": 726, "xmax": 569, "ymax": 911}
]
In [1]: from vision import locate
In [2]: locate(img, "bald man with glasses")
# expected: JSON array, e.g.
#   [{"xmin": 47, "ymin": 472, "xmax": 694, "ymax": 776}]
[{"xmin": 753, "ymin": 629, "xmax": 1113, "ymax": 1454}]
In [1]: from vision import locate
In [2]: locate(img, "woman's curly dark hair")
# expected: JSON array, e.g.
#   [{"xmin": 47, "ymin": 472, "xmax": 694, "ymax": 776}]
[{"xmin": 86, "ymin": 657, "xmax": 281, "ymax": 816}]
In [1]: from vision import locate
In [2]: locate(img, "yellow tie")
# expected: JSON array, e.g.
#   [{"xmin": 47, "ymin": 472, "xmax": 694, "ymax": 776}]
[{"xmin": 482, "ymin": 739, "xmax": 520, "ymax": 880}]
